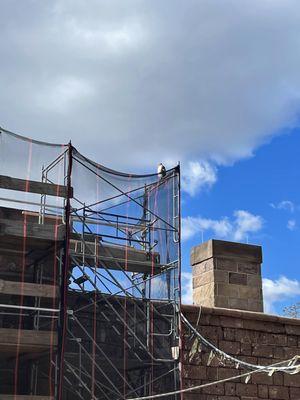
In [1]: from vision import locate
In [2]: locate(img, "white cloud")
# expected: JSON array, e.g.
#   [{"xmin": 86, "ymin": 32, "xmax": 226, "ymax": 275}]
[
  {"xmin": 181, "ymin": 161, "xmax": 217, "ymax": 196},
  {"xmin": 1, "ymin": 1, "xmax": 300, "ymax": 172},
  {"xmin": 181, "ymin": 272, "xmax": 193, "ymax": 305},
  {"xmin": 263, "ymin": 276, "xmax": 300, "ymax": 314},
  {"xmin": 233, "ymin": 210, "xmax": 263, "ymax": 242},
  {"xmin": 35, "ymin": 76, "xmax": 94, "ymax": 113},
  {"xmin": 287, "ymin": 219, "xmax": 297, "ymax": 231},
  {"xmin": 182, "ymin": 210, "xmax": 263, "ymax": 242},
  {"xmin": 182, "ymin": 215, "xmax": 231, "ymax": 241},
  {"xmin": 270, "ymin": 200, "xmax": 295, "ymax": 213},
  {"xmin": 181, "ymin": 273, "xmax": 300, "ymax": 313}
]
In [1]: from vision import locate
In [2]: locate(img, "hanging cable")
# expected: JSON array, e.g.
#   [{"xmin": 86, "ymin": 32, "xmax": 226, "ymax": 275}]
[
  {"xmin": 181, "ymin": 312, "xmax": 300, "ymax": 374},
  {"xmin": 126, "ymin": 358, "xmax": 300, "ymax": 400}
]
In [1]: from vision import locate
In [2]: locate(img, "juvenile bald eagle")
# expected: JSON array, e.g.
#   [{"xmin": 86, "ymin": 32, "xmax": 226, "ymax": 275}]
[{"xmin": 157, "ymin": 163, "xmax": 166, "ymax": 179}]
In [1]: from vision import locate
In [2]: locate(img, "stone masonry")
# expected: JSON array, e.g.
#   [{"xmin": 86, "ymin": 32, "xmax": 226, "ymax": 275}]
[
  {"xmin": 182, "ymin": 305, "xmax": 300, "ymax": 400},
  {"xmin": 191, "ymin": 240, "xmax": 264, "ymax": 312}
]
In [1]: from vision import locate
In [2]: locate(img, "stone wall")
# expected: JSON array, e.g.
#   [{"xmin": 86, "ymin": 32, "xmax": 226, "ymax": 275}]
[{"xmin": 182, "ymin": 305, "xmax": 300, "ymax": 400}]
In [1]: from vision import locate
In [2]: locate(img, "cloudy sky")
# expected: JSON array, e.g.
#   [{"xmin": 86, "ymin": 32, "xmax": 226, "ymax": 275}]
[{"xmin": 1, "ymin": 0, "xmax": 300, "ymax": 314}]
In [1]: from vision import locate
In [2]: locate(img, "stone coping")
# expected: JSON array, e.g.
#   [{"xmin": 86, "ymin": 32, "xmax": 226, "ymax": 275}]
[
  {"xmin": 182, "ymin": 304, "xmax": 300, "ymax": 326},
  {"xmin": 190, "ymin": 239, "xmax": 262, "ymax": 265}
]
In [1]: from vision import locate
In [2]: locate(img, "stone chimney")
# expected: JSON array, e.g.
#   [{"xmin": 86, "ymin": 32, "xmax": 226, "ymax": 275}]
[{"xmin": 191, "ymin": 239, "xmax": 263, "ymax": 312}]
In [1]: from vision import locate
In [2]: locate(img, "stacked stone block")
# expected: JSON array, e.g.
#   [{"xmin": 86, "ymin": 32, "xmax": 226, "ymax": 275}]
[
  {"xmin": 182, "ymin": 305, "xmax": 300, "ymax": 400},
  {"xmin": 191, "ymin": 239, "xmax": 264, "ymax": 312}
]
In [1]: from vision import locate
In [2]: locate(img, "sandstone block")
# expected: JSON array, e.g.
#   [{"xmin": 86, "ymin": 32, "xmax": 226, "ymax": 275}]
[
  {"xmin": 269, "ymin": 385, "xmax": 289, "ymax": 399},
  {"xmin": 237, "ymin": 262, "xmax": 260, "ymax": 274},
  {"xmin": 193, "ymin": 270, "xmax": 214, "ymax": 287},
  {"xmin": 225, "ymin": 382, "xmax": 236, "ymax": 395},
  {"xmin": 252, "ymin": 344, "xmax": 274, "ymax": 358},
  {"xmin": 216, "ymin": 258, "xmax": 238, "ymax": 272},
  {"xmin": 229, "ymin": 272, "xmax": 247, "ymax": 285},
  {"xmin": 217, "ymin": 283, "xmax": 239, "ymax": 298},
  {"xmin": 202, "ymin": 382, "xmax": 225, "ymax": 395},
  {"xmin": 238, "ymin": 286, "xmax": 261, "ymax": 298},
  {"xmin": 247, "ymin": 273, "xmax": 263, "ymax": 287},
  {"xmin": 219, "ymin": 340, "xmax": 240, "ymax": 355},
  {"xmin": 236, "ymin": 383, "xmax": 258, "ymax": 397},
  {"xmin": 214, "ymin": 269, "xmax": 229, "ymax": 283},
  {"xmin": 284, "ymin": 374, "xmax": 300, "ymax": 387},
  {"xmin": 215, "ymin": 296, "xmax": 229, "ymax": 308},
  {"xmin": 258, "ymin": 384, "xmax": 269, "ymax": 399},
  {"xmin": 290, "ymin": 387, "xmax": 300, "ymax": 399},
  {"xmin": 228, "ymin": 298, "xmax": 249, "ymax": 310}
]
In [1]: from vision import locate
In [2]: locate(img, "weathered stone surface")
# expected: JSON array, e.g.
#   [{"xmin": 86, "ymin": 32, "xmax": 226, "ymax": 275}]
[
  {"xmin": 228, "ymin": 298, "xmax": 249, "ymax": 310},
  {"xmin": 202, "ymin": 383, "xmax": 225, "ymax": 395},
  {"xmin": 191, "ymin": 239, "xmax": 262, "ymax": 265},
  {"xmin": 190, "ymin": 240, "xmax": 213, "ymax": 265},
  {"xmin": 191, "ymin": 240, "xmax": 264, "ymax": 312},
  {"xmin": 229, "ymin": 272, "xmax": 247, "ymax": 286},
  {"xmin": 216, "ymin": 258, "xmax": 238, "ymax": 272},
  {"xmin": 285, "ymin": 324, "xmax": 300, "ymax": 336},
  {"xmin": 219, "ymin": 340, "xmax": 240, "ymax": 355},
  {"xmin": 269, "ymin": 385, "xmax": 289, "ymax": 399},
  {"xmin": 247, "ymin": 274, "xmax": 263, "ymax": 287},
  {"xmin": 182, "ymin": 364, "xmax": 206, "ymax": 380},
  {"xmin": 223, "ymin": 328, "xmax": 236, "ymax": 341},
  {"xmin": 193, "ymin": 270, "xmax": 214, "ymax": 287},
  {"xmin": 220, "ymin": 316, "xmax": 243, "ymax": 329},
  {"xmin": 192, "ymin": 258, "xmax": 214, "ymax": 275},
  {"xmin": 258, "ymin": 384, "xmax": 269, "ymax": 398},
  {"xmin": 182, "ymin": 304, "xmax": 300, "ymax": 400},
  {"xmin": 224, "ymin": 382, "xmax": 236, "ymax": 396},
  {"xmin": 249, "ymin": 300, "xmax": 264, "ymax": 312},
  {"xmin": 284, "ymin": 374, "xmax": 300, "ymax": 387},
  {"xmin": 214, "ymin": 270, "xmax": 229, "ymax": 283},
  {"xmin": 215, "ymin": 296, "xmax": 229, "ymax": 308},
  {"xmin": 290, "ymin": 387, "xmax": 300, "ymax": 399},
  {"xmin": 217, "ymin": 283, "xmax": 239, "ymax": 298},
  {"xmin": 238, "ymin": 286, "xmax": 261, "ymax": 298},
  {"xmin": 236, "ymin": 383, "xmax": 258, "ymax": 397},
  {"xmin": 193, "ymin": 283, "xmax": 215, "ymax": 307},
  {"xmin": 237, "ymin": 262, "xmax": 260, "ymax": 275}
]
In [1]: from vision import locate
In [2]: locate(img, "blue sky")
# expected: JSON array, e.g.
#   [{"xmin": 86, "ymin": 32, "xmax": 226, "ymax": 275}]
[{"xmin": 181, "ymin": 128, "xmax": 300, "ymax": 314}]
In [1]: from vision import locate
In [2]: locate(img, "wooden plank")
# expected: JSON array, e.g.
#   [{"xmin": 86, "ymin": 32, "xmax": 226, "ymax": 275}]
[
  {"xmin": 0, "ymin": 329, "xmax": 57, "ymax": 353},
  {"xmin": 0, "ymin": 218, "xmax": 65, "ymax": 242},
  {"xmin": 0, "ymin": 175, "xmax": 72, "ymax": 198},
  {"xmin": 0, "ymin": 279, "xmax": 58, "ymax": 298},
  {"xmin": 0, "ymin": 396, "xmax": 53, "ymax": 400},
  {"xmin": 70, "ymin": 240, "xmax": 162, "ymax": 274}
]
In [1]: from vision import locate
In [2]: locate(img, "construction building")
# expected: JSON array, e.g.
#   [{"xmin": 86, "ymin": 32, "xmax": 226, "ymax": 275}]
[{"xmin": 0, "ymin": 127, "xmax": 299, "ymax": 400}]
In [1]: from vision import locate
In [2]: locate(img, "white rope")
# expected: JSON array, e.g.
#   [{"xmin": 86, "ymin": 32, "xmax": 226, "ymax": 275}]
[
  {"xmin": 126, "ymin": 313, "xmax": 300, "ymax": 399},
  {"xmin": 181, "ymin": 312, "xmax": 300, "ymax": 374},
  {"xmin": 126, "ymin": 364, "xmax": 281, "ymax": 400}
]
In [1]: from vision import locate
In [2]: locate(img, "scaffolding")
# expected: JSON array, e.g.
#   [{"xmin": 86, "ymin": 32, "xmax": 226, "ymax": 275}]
[{"xmin": 0, "ymin": 128, "xmax": 182, "ymax": 400}]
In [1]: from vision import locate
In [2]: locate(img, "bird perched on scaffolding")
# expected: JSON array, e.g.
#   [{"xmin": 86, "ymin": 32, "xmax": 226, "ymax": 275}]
[{"xmin": 157, "ymin": 163, "xmax": 166, "ymax": 179}]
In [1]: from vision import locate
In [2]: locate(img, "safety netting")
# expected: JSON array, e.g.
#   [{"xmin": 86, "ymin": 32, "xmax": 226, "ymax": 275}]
[{"xmin": 0, "ymin": 127, "xmax": 182, "ymax": 400}]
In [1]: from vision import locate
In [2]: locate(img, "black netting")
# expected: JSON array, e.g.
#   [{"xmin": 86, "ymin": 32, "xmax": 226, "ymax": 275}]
[{"xmin": 0, "ymin": 128, "xmax": 182, "ymax": 400}]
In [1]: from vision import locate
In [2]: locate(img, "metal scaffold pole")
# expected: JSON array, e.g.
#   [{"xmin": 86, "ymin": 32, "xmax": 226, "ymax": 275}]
[{"xmin": 57, "ymin": 141, "xmax": 73, "ymax": 400}]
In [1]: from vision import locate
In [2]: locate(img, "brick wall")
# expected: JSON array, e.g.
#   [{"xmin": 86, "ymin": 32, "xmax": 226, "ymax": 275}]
[{"xmin": 182, "ymin": 305, "xmax": 300, "ymax": 400}]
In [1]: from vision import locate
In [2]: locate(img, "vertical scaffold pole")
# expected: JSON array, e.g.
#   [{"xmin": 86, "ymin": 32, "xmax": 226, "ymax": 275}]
[
  {"xmin": 57, "ymin": 141, "xmax": 73, "ymax": 400},
  {"xmin": 176, "ymin": 163, "xmax": 183, "ymax": 400}
]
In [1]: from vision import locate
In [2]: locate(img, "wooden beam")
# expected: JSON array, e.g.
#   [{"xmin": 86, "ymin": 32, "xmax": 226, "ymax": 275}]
[
  {"xmin": 0, "ymin": 218, "xmax": 65, "ymax": 242},
  {"xmin": 0, "ymin": 175, "xmax": 73, "ymax": 198},
  {"xmin": 0, "ymin": 279, "xmax": 58, "ymax": 298},
  {"xmin": 70, "ymin": 240, "xmax": 162, "ymax": 274},
  {"xmin": 0, "ymin": 328, "xmax": 57, "ymax": 354},
  {"xmin": 0, "ymin": 396, "xmax": 53, "ymax": 400}
]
